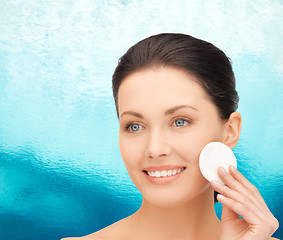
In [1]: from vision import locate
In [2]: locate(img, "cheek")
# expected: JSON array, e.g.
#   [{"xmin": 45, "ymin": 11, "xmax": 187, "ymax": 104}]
[
  {"xmin": 119, "ymin": 136, "xmax": 146, "ymax": 191},
  {"xmin": 168, "ymin": 130, "xmax": 208, "ymax": 163},
  {"xmin": 170, "ymin": 135, "xmax": 198, "ymax": 163},
  {"xmin": 168, "ymin": 124, "xmax": 225, "ymax": 167},
  {"xmin": 119, "ymin": 136, "xmax": 144, "ymax": 169}
]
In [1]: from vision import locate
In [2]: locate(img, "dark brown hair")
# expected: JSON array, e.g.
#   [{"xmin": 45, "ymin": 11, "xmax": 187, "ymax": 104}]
[{"xmin": 112, "ymin": 33, "xmax": 239, "ymax": 203}]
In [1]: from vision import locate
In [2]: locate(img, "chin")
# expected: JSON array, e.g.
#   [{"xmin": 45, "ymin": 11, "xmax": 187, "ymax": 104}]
[{"xmin": 142, "ymin": 187, "xmax": 197, "ymax": 208}]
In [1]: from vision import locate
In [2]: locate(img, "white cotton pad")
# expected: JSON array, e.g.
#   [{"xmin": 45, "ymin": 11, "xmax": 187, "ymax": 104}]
[{"xmin": 199, "ymin": 142, "xmax": 237, "ymax": 184}]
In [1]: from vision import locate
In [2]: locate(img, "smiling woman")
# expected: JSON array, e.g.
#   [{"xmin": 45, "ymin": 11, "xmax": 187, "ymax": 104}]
[{"xmin": 61, "ymin": 33, "xmax": 279, "ymax": 240}]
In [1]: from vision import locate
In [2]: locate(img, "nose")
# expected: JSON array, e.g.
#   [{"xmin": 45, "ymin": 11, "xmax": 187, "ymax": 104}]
[{"xmin": 145, "ymin": 128, "xmax": 172, "ymax": 159}]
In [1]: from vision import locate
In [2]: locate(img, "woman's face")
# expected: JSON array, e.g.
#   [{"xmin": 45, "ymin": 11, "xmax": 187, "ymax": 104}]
[{"xmin": 118, "ymin": 66, "xmax": 227, "ymax": 207}]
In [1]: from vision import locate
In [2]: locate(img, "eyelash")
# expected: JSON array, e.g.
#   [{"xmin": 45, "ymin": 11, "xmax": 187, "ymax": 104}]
[{"xmin": 124, "ymin": 117, "xmax": 191, "ymax": 132}]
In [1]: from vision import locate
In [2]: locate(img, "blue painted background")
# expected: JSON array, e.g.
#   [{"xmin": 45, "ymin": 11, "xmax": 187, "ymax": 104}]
[{"xmin": 0, "ymin": 0, "xmax": 282, "ymax": 239}]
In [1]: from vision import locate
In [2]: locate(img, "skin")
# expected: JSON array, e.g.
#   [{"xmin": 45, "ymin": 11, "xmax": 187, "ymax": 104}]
[{"xmin": 61, "ymin": 66, "xmax": 279, "ymax": 240}]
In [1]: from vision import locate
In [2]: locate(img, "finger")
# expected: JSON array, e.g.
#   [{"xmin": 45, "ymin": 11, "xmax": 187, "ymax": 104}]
[
  {"xmin": 228, "ymin": 166, "xmax": 254, "ymax": 190},
  {"xmin": 221, "ymin": 202, "xmax": 240, "ymax": 222},
  {"xmin": 217, "ymin": 194, "xmax": 279, "ymax": 237},
  {"xmin": 211, "ymin": 180, "xmax": 267, "ymax": 221},
  {"xmin": 228, "ymin": 166, "xmax": 270, "ymax": 212},
  {"xmin": 214, "ymin": 167, "xmax": 280, "ymax": 235},
  {"xmin": 217, "ymin": 166, "xmax": 268, "ymax": 214},
  {"xmin": 217, "ymin": 194, "xmax": 263, "ymax": 225}
]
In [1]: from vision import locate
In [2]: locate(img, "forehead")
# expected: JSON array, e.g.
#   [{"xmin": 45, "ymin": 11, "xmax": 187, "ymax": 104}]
[{"xmin": 118, "ymin": 67, "xmax": 210, "ymax": 110}]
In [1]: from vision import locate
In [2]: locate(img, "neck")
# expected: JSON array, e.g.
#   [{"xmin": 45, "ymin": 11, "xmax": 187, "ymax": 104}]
[{"xmin": 130, "ymin": 187, "xmax": 221, "ymax": 240}]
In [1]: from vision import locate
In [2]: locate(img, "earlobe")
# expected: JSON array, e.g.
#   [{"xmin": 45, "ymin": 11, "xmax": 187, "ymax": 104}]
[{"xmin": 224, "ymin": 112, "xmax": 242, "ymax": 149}]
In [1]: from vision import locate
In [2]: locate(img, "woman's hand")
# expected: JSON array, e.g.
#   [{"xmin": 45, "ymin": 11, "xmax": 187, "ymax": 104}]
[{"xmin": 211, "ymin": 166, "xmax": 279, "ymax": 240}]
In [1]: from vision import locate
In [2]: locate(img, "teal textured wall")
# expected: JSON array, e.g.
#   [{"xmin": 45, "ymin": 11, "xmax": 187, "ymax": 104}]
[{"xmin": 0, "ymin": 0, "xmax": 282, "ymax": 239}]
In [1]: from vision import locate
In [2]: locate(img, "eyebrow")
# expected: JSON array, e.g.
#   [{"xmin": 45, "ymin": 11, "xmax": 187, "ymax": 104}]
[{"xmin": 119, "ymin": 105, "xmax": 199, "ymax": 119}]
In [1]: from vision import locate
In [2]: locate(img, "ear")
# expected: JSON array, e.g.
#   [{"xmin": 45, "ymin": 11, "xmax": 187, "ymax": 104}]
[{"xmin": 224, "ymin": 112, "xmax": 242, "ymax": 149}]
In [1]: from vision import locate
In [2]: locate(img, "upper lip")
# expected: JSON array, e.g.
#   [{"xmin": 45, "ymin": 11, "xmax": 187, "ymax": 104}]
[{"xmin": 143, "ymin": 165, "xmax": 186, "ymax": 172}]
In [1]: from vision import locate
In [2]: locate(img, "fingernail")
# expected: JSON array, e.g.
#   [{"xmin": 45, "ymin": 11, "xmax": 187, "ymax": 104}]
[
  {"xmin": 230, "ymin": 165, "xmax": 237, "ymax": 171},
  {"xmin": 219, "ymin": 166, "xmax": 227, "ymax": 173},
  {"xmin": 217, "ymin": 194, "xmax": 226, "ymax": 201}
]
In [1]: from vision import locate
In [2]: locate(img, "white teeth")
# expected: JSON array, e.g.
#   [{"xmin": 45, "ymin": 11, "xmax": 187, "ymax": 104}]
[
  {"xmin": 161, "ymin": 170, "xmax": 167, "ymax": 177},
  {"xmin": 147, "ymin": 168, "xmax": 185, "ymax": 178}
]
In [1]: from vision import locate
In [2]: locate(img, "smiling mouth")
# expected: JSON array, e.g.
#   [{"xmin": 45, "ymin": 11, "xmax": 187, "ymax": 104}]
[{"xmin": 143, "ymin": 167, "xmax": 186, "ymax": 178}]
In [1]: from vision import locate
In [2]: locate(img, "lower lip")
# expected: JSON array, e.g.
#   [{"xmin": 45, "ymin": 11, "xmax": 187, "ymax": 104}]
[{"xmin": 143, "ymin": 168, "xmax": 186, "ymax": 185}]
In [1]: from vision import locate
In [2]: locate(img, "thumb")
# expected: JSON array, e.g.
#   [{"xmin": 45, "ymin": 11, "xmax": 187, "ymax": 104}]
[{"xmin": 221, "ymin": 203, "xmax": 240, "ymax": 222}]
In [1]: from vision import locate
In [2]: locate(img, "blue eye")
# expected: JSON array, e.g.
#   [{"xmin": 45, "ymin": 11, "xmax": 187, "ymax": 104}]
[
  {"xmin": 125, "ymin": 118, "xmax": 189, "ymax": 132},
  {"xmin": 174, "ymin": 118, "xmax": 189, "ymax": 127},
  {"xmin": 126, "ymin": 123, "xmax": 142, "ymax": 132}
]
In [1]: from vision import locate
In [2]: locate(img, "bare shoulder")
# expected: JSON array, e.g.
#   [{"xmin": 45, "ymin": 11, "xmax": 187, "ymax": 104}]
[
  {"xmin": 60, "ymin": 216, "xmax": 132, "ymax": 240},
  {"xmin": 270, "ymin": 237, "xmax": 280, "ymax": 240},
  {"xmin": 60, "ymin": 231, "xmax": 110, "ymax": 240},
  {"xmin": 60, "ymin": 229, "xmax": 113, "ymax": 240},
  {"xmin": 61, "ymin": 238, "xmax": 81, "ymax": 240},
  {"xmin": 60, "ymin": 236, "xmax": 104, "ymax": 240}
]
